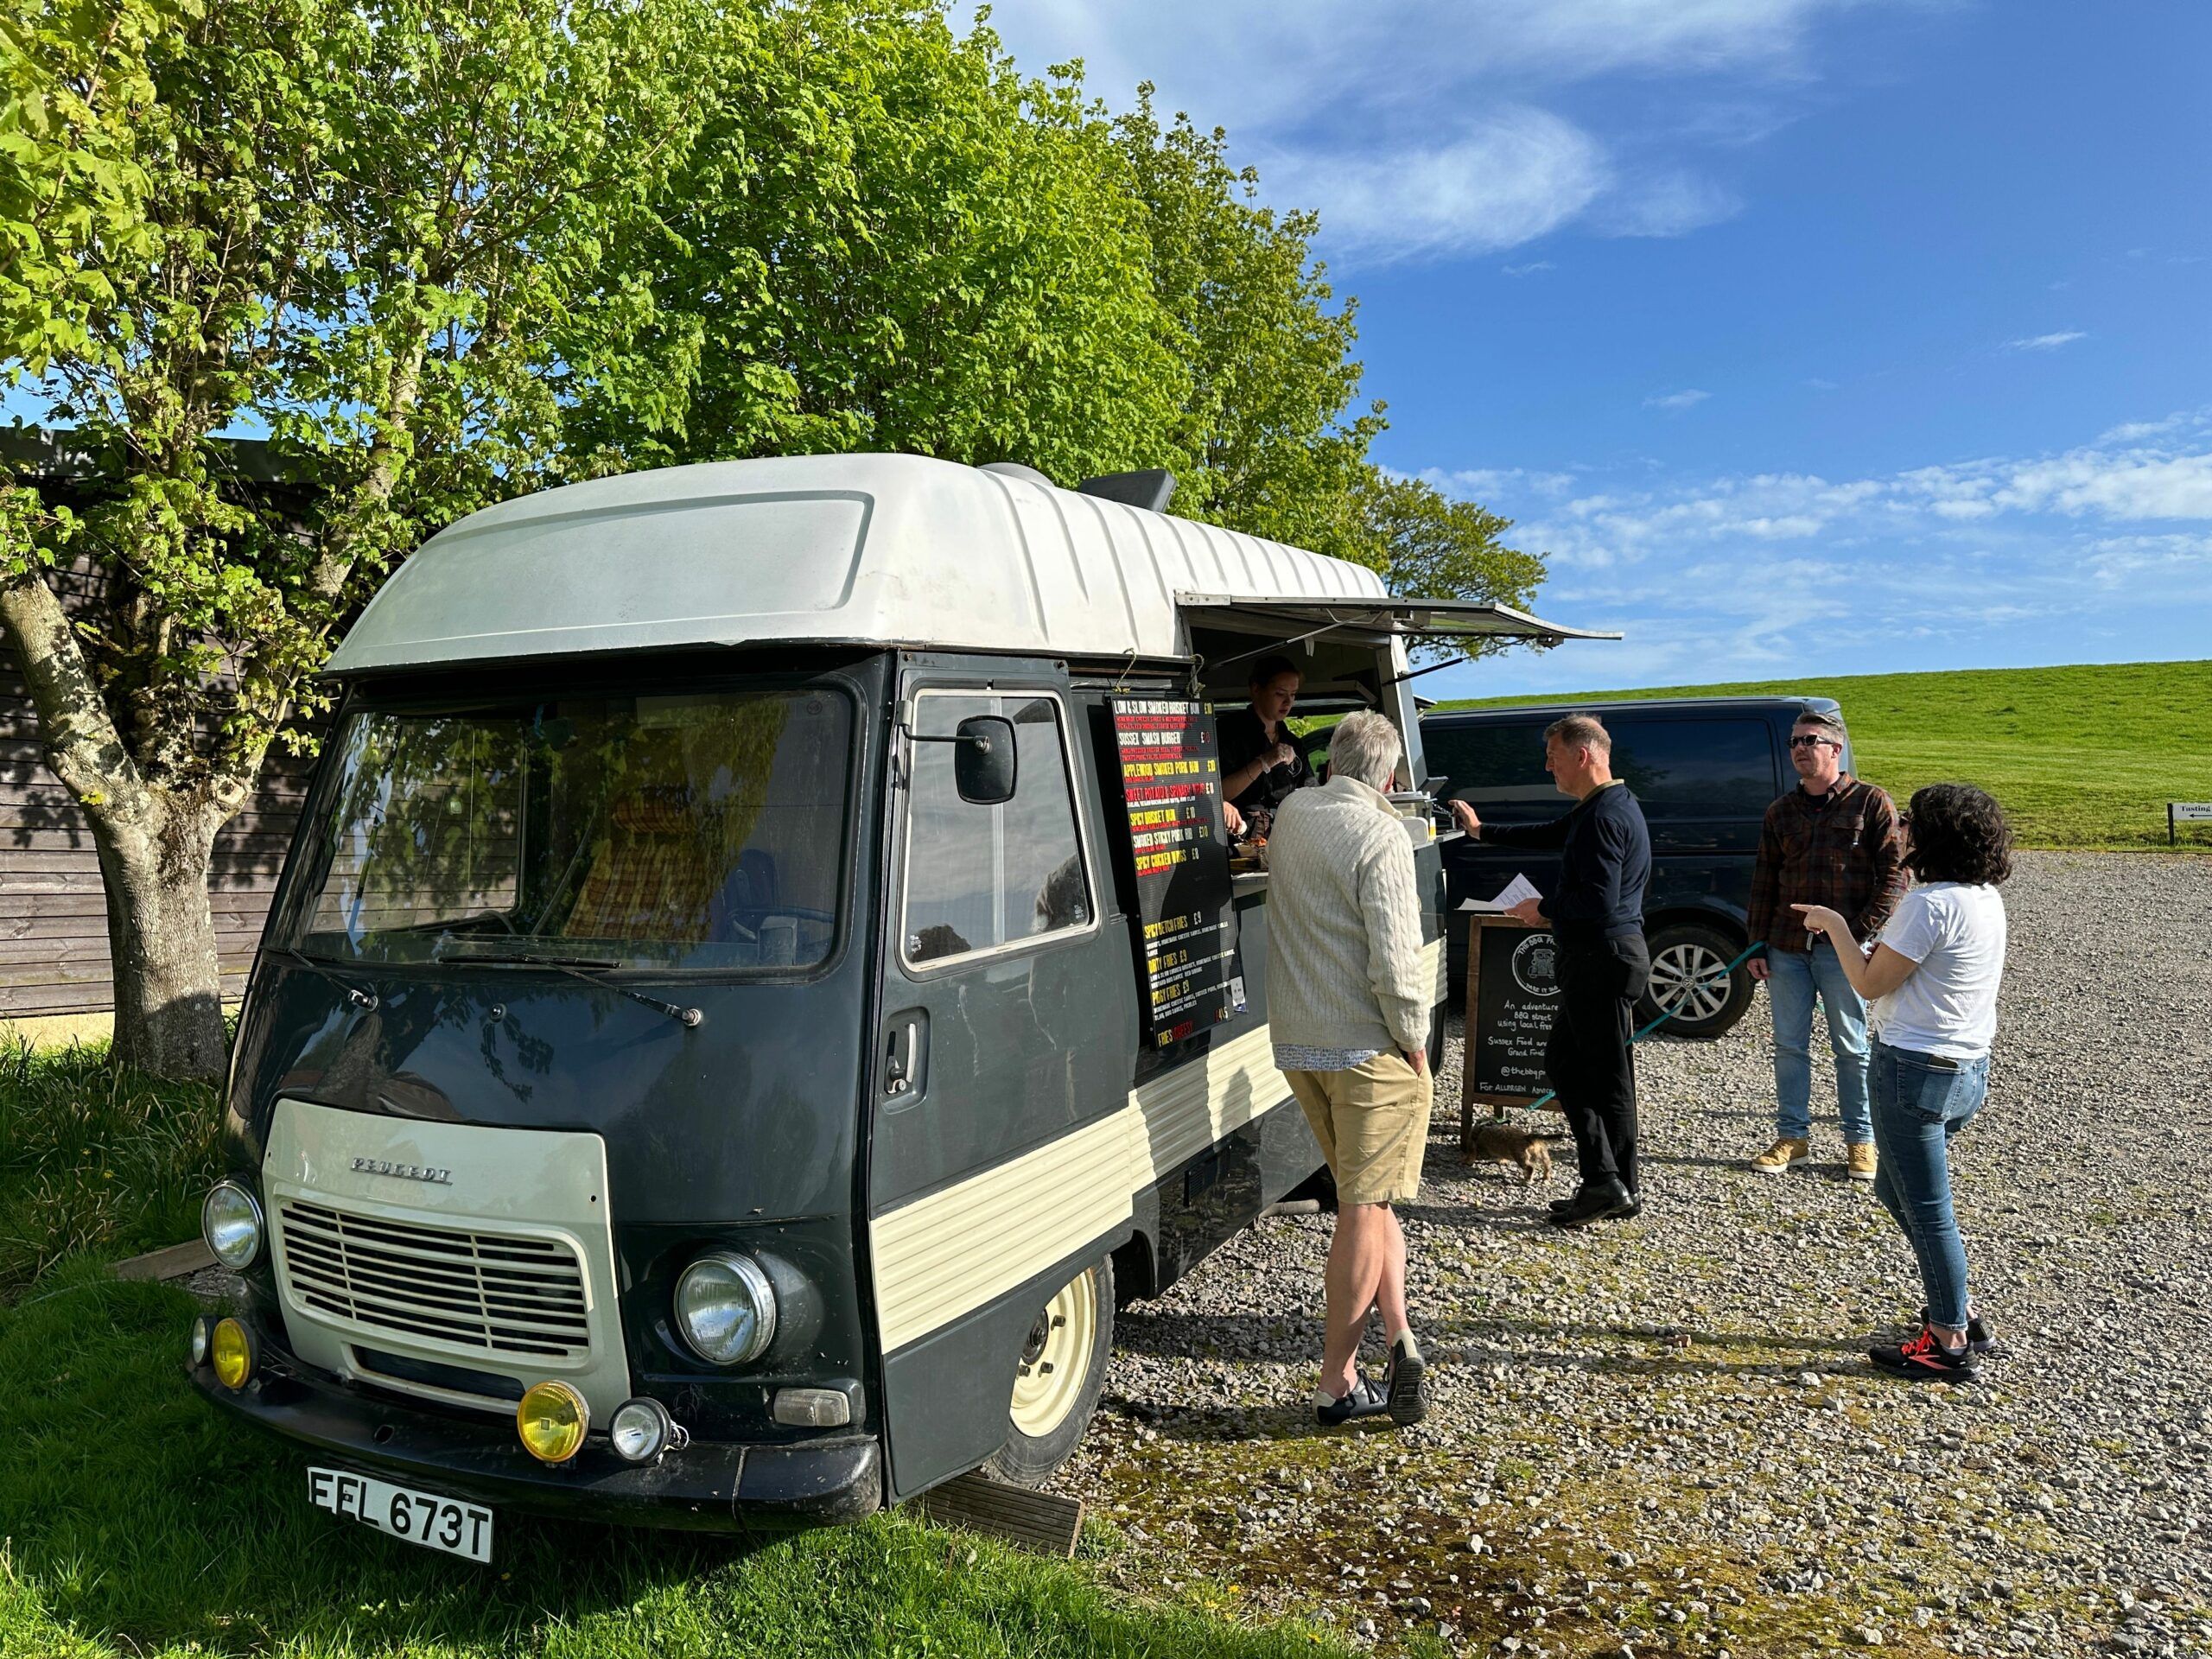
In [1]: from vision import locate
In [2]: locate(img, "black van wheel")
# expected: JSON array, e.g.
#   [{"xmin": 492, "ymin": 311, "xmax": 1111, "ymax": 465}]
[
  {"xmin": 983, "ymin": 1255, "xmax": 1114, "ymax": 1487},
  {"xmin": 1638, "ymin": 922, "xmax": 1753, "ymax": 1039}
]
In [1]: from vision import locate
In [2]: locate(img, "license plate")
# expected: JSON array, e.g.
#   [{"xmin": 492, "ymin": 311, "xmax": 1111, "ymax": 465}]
[{"xmin": 308, "ymin": 1465, "xmax": 493, "ymax": 1562}]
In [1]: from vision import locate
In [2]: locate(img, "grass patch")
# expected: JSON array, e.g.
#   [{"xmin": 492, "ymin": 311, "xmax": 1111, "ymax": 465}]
[
  {"xmin": 0, "ymin": 1039, "xmax": 221, "ymax": 1300},
  {"xmin": 1427, "ymin": 658, "xmax": 2212, "ymax": 852},
  {"xmin": 0, "ymin": 1262, "xmax": 1347, "ymax": 1658}
]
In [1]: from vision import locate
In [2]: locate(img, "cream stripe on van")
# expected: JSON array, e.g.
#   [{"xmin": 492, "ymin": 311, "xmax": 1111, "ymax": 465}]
[{"xmin": 870, "ymin": 938, "xmax": 1445, "ymax": 1353}]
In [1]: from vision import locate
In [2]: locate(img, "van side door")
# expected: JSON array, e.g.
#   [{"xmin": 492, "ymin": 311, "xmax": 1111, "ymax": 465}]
[{"xmin": 865, "ymin": 662, "xmax": 1134, "ymax": 1500}]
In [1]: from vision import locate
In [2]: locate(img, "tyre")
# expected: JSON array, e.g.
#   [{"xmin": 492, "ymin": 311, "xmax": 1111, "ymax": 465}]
[
  {"xmin": 982, "ymin": 1255, "xmax": 1114, "ymax": 1487},
  {"xmin": 1637, "ymin": 921, "xmax": 1753, "ymax": 1039}
]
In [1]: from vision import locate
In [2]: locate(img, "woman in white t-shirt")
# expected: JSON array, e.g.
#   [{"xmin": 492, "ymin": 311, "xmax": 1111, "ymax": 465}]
[{"xmin": 1793, "ymin": 783, "xmax": 2012, "ymax": 1383}]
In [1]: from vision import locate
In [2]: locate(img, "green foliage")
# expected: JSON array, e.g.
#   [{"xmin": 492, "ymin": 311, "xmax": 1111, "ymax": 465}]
[
  {"xmin": 0, "ymin": 1263, "xmax": 1346, "ymax": 1656},
  {"xmin": 1434, "ymin": 659, "xmax": 2212, "ymax": 852},
  {"xmin": 0, "ymin": 1037, "xmax": 221, "ymax": 1298}
]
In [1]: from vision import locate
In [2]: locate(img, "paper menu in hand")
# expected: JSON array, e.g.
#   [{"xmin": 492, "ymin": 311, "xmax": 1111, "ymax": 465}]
[{"xmin": 1458, "ymin": 873, "xmax": 1541, "ymax": 912}]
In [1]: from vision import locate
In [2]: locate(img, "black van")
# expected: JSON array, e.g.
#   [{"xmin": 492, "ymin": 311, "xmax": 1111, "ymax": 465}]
[
  {"xmin": 185, "ymin": 452, "xmax": 1615, "ymax": 1556},
  {"xmin": 1420, "ymin": 696, "xmax": 1848, "ymax": 1039}
]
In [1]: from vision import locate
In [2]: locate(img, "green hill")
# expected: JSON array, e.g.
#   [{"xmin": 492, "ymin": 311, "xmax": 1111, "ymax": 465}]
[{"xmin": 1429, "ymin": 659, "xmax": 2212, "ymax": 852}]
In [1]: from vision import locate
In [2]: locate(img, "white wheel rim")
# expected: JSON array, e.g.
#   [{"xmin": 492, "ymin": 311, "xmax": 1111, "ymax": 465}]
[
  {"xmin": 1650, "ymin": 942, "xmax": 1732, "ymax": 1020},
  {"xmin": 1008, "ymin": 1266, "xmax": 1099, "ymax": 1439}
]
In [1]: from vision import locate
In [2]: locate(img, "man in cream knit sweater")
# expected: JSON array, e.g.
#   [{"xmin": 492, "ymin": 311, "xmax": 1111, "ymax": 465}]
[{"xmin": 1266, "ymin": 710, "xmax": 1432, "ymax": 1428}]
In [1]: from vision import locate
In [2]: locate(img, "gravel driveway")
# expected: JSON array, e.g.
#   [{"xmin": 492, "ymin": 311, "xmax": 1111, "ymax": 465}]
[{"xmin": 1056, "ymin": 852, "xmax": 2212, "ymax": 1657}]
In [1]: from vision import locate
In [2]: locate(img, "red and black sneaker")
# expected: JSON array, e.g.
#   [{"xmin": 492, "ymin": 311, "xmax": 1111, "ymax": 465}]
[
  {"xmin": 1870, "ymin": 1324, "xmax": 1982, "ymax": 1383},
  {"xmin": 1919, "ymin": 1307, "xmax": 2002, "ymax": 1357}
]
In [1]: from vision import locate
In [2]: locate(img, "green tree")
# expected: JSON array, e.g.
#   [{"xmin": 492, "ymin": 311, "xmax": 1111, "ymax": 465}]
[
  {"xmin": 598, "ymin": 2, "xmax": 1189, "ymax": 483},
  {"xmin": 0, "ymin": 0, "xmax": 727, "ymax": 1077},
  {"xmin": 1353, "ymin": 469, "xmax": 1549, "ymax": 664}
]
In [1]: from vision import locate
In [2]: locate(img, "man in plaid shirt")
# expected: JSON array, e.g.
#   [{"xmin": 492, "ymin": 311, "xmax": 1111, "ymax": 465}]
[{"xmin": 1745, "ymin": 709, "xmax": 1909, "ymax": 1182}]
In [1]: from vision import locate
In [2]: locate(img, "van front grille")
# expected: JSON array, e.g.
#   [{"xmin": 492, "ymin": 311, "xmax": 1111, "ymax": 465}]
[{"xmin": 274, "ymin": 1198, "xmax": 591, "ymax": 1361}]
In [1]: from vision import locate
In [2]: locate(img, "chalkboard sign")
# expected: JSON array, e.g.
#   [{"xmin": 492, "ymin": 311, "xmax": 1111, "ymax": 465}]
[
  {"xmin": 1105, "ymin": 698, "xmax": 1240, "ymax": 1049},
  {"xmin": 1459, "ymin": 914, "xmax": 1563, "ymax": 1134}
]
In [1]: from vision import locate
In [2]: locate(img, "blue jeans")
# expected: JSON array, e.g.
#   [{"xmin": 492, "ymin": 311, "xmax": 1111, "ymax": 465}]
[
  {"xmin": 1766, "ymin": 939, "xmax": 1872, "ymax": 1142},
  {"xmin": 1869, "ymin": 1041, "xmax": 1989, "ymax": 1331}
]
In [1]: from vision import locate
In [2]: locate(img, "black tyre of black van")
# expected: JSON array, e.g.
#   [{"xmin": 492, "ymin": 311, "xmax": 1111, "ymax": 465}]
[
  {"xmin": 984, "ymin": 1255, "xmax": 1115, "ymax": 1486},
  {"xmin": 1637, "ymin": 920, "xmax": 1754, "ymax": 1039}
]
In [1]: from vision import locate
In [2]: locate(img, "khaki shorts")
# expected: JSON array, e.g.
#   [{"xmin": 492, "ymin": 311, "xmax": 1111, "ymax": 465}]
[{"xmin": 1287, "ymin": 1052, "xmax": 1433, "ymax": 1207}]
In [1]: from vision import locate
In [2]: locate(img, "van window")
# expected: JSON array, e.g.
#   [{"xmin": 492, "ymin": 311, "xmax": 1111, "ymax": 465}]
[
  {"xmin": 1612, "ymin": 719, "xmax": 1777, "ymax": 815},
  {"xmin": 904, "ymin": 692, "xmax": 1091, "ymax": 966},
  {"xmin": 289, "ymin": 687, "xmax": 853, "ymax": 970},
  {"xmin": 1422, "ymin": 719, "xmax": 1553, "ymax": 810}
]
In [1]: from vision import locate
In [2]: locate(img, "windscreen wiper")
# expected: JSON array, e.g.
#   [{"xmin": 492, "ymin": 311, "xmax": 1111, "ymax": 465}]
[
  {"xmin": 432, "ymin": 948, "xmax": 703, "ymax": 1029},
  {"xmin": 264, "ymin": 947, "xmax": 380, "ymax": 1011}
]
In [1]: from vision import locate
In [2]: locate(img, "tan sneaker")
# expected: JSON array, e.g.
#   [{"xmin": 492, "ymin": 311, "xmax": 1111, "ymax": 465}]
[
  {"xmin": 1751, "ymin": 1137, "xmax": 1811, "ymax": 1174},
  {"xmin": 1846, "ymin": 1141, "xmax": 1878, "ymax": 1184}
]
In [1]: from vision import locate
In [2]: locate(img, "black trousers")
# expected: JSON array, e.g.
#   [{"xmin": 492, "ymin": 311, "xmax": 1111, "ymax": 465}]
[{"xmin": 1545, "ymin": 932, "xmax": 1650, "ymax": 1193}]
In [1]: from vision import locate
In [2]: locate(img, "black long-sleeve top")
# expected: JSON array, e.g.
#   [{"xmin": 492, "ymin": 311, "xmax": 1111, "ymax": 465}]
[{"xmin": 1476, "ymin": 781, "xmax": 1651, "ymax": 944}]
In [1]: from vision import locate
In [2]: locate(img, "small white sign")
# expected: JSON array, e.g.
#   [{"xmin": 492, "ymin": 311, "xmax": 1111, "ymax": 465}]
[
  {"xmin": 1459, "ymin": 873, "xmax": 1542, "ymax": 913},
  {"xmin": 2172, "ymin": 802, "xmax": 2212, "ymax": 822}
]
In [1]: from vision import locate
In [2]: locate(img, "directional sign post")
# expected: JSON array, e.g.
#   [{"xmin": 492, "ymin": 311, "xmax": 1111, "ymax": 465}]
[{"xmin": 2171, "ymin": 802, "xmax": 2212, "ymax": 845}]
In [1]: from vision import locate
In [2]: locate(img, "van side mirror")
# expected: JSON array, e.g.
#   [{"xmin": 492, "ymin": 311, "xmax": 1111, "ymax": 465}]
[{"xmin": 953, "ymin": 715, "xmax": 1018, "ymax": 804}]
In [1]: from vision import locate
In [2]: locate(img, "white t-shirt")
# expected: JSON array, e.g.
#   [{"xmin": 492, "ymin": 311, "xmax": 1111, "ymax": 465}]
[{"xmin": 1869, "ymin": 882, "xmax": 2008, "ymax": 1059}]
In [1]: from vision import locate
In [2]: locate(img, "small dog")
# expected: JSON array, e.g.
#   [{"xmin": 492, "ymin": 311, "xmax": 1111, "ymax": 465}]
[{"xmin": 1461, "ymin": 1120, "xmax": 1570, "ymax": 1186}]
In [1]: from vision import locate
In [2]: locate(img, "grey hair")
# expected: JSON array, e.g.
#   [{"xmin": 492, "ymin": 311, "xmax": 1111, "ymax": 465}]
[
  {"xmin": 1328, "ymin": 710, "xmax": 1402, "ymax": 791},
  {"xmin": 1793, "ymin": 707, "xmax": 1848, "ymax": 743},
  {"xmin": 1543, "ymin": 713, "xmax": 1611, "ymax": 756}
]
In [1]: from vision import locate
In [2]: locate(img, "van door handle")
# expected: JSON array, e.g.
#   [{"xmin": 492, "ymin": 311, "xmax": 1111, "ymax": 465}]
[{"xmin": 882, "ymin": 1013, "xmax": 925, "ymax": 1102}]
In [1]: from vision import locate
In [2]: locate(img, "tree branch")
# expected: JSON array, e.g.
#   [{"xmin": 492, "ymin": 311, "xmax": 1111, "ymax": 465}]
[{"xmin": 0, "ymin": 566, "xmax": 142, "ymax": 811}]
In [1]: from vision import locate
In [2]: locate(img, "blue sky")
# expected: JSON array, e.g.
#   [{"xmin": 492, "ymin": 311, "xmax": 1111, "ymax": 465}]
[{"xmin": 963, "ymin": 0, "xmax": 2212, "ymax": 699}]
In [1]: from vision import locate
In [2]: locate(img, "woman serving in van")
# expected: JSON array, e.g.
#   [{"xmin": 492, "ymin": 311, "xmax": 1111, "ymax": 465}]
[{"xmin": 1217, "ymin": 655, "xmax": 1315, "ymax": 834}]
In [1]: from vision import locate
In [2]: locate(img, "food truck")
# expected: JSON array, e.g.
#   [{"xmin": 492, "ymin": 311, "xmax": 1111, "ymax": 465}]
[{"xmin": 188, "ymin": 453, "xmax": 1611, "ymax": 1556}]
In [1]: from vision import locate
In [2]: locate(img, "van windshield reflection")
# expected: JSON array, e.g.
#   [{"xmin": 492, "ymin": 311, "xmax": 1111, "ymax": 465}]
[{"xmin": 285, "ymin": 688, "xmax": 850, "ymax": 972}]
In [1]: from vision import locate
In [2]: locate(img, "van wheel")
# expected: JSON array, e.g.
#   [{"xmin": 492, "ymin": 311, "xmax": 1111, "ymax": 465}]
[
  {"xmin": 1638, "ymin": 922, "xmax": 1752, "ymax": 1039},
  {"xmin": 983, "ymin": 1255, "xmax": 1114, "ymax": 1487}
]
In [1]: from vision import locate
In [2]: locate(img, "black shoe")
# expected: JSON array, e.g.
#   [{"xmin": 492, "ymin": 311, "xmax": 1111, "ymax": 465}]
[
  {"xmin": 1606, "ymin": 1191, "xmax": 1644, "ymax": 1222},
  {"xmin": 1919, "ymin": 1308, "xmax": 2001, "ymax": 1356},
  {"xmin": 1383, "ymin": 1333, "xmax": 1427, "ymax": 1427},
  {"xmin": 1870, "ymin": 1325, "xmax": 1982, "ymax": 1383},
  {"xmin": 1548, "ymin": 1179, "xmax": 1635, "ymax": 1229},
  {"xmin": 1548, "ymin": 1195, "xmax": 1575, "ymax": 1216},
  {"xmin": 1314, "ymin": 1373, "xmax": 1390, "ymax": 1427}
]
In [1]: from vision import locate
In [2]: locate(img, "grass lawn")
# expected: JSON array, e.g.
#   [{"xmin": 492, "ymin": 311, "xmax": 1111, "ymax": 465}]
[
  {"xmin": 1429, "ymin": 658, "xmax": 2212, "ymax": 852},
  {"xmin": 0, "ymin": 1048, "xmax": 1353, "ymax": 1659},
  {"xmin": 0, "ymin": 1039, "xmax": 222, "ymax": 1300}
]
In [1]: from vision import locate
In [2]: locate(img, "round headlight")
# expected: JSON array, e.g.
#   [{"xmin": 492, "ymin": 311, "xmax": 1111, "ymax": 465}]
[
  {"xmin": 210, "ymin": 1317, "xmax": 254, "ymax": 1389},
  {"xmin": 673, "ymin": 1252, "xmax": 778, "ymax": 1365},
  {"xmin": 517, "ymin": 1380, "xmax": 588, "ymax": 1464},
  {"xmin": 189, "ymin": 1315, "xmax": 211, "ymax": 1368},
  {"xmin": 610, "ymin": 1396, "xmax": 678, "ymax": 1464},
  {"xmin": 201, "ymin": 1181, "xmax": 264, "ymax": 1270}
]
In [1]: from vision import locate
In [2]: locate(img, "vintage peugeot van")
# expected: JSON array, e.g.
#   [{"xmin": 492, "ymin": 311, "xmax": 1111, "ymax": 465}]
[{"xmin": 188, "ymin": 453, "xmax": 1609, "ymax": 1556}]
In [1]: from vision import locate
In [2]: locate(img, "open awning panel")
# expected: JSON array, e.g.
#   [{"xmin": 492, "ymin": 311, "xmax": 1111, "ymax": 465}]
[{"xmin": 1174, "ymin": 592, "xmax": 1621, "ymax": 645}]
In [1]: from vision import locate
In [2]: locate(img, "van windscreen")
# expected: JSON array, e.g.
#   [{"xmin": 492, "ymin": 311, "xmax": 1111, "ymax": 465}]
[{"xmin": 283, "ymin": 688, "xmax": 850, "ymax": 971}]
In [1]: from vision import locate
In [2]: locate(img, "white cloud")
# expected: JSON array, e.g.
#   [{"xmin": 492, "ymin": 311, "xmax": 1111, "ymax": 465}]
[
  {"xmin": 2004, "ymin": 330, "xmax": 2088, "ymax": 352},
  {"xmin": 1415, "ymin": 411, "xmax": 2212, "ymax": 695},
  {"xmin": 1592, "ymin": 168, "xmax": 1744, "ymax": 238},
  {"xmin": 1644, "ymin": 389, "xmax": 1713, "ymax": 410},
  {"xmin": 1502, "ymin": 261, "xmax": 1556, "ymax": 277},
  {"xmin": 955, "ymin": 0, "xmax": 1893, "ymax": 263},
  {"xmin": 1265, "ymin": 112, "xmax": 1608, "ymax": 264}
]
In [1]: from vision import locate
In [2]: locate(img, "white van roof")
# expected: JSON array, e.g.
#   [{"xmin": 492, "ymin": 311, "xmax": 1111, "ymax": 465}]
[{"xmin": 326, "ymin": 452, "xmax": 1607, "ymax": 675}]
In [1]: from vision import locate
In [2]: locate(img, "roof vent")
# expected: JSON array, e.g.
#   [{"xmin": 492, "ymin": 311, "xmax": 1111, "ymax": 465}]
[
  {"xmin": 1077, "ymin": 468, "xmax": 1176, "ymax": 513},
  {"xmin": 979, "ymin": 461, "xmax": 1056, "ymax": 489}
]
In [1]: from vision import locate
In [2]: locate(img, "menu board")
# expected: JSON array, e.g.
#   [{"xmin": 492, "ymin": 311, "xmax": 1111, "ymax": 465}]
[
  {"xmin": 1106, "ymin": 698, "xmax": 1239, "ymax": 1048},
  {"xmin": 1461, "ymin": 916, "xmax": 1561, "ymax": 1116}
]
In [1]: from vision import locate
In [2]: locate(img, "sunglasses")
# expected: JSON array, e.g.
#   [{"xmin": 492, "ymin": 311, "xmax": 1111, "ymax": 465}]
[{"xmin": 1788, "ymin": 734, "xmax": 1838, "ymax": 750}]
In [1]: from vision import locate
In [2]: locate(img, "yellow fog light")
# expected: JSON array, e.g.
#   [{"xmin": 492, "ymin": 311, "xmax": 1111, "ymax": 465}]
[
  {"xmin": 517, "ymin": 1380, "xmax": 588, "ymax": 1464},
  {"xmin": 210, "ymin": 1317, "xmax": 253, "ymax": 1390}
]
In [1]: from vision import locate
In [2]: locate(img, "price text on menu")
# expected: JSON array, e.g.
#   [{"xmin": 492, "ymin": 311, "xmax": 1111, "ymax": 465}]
[{"xmin": 1107, "ymin": 697, "xmax": 1237, "ymax": 1048}]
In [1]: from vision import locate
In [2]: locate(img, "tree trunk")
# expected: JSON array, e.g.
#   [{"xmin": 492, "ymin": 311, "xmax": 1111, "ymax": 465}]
[{"xmin": 90, "ymin": 794, "xmax": 229, "ymax": 1082}]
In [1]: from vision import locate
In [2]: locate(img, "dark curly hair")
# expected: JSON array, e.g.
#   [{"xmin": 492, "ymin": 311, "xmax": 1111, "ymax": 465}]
[{"xmin": 1904, "ymin": 783, "xmax": 2014, "ymax": 886}]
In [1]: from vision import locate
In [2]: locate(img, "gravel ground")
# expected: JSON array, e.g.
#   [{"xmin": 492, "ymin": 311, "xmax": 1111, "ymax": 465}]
[{"xmin": 1054, "ymin": 852, "xmax": 2212, "ymax": 1657}]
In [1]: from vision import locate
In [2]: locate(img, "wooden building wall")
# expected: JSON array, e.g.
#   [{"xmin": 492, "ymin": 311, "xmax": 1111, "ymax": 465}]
[{"xmin": 0, "ymin": 569, "xmax": 317, "ymax": 1018}]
